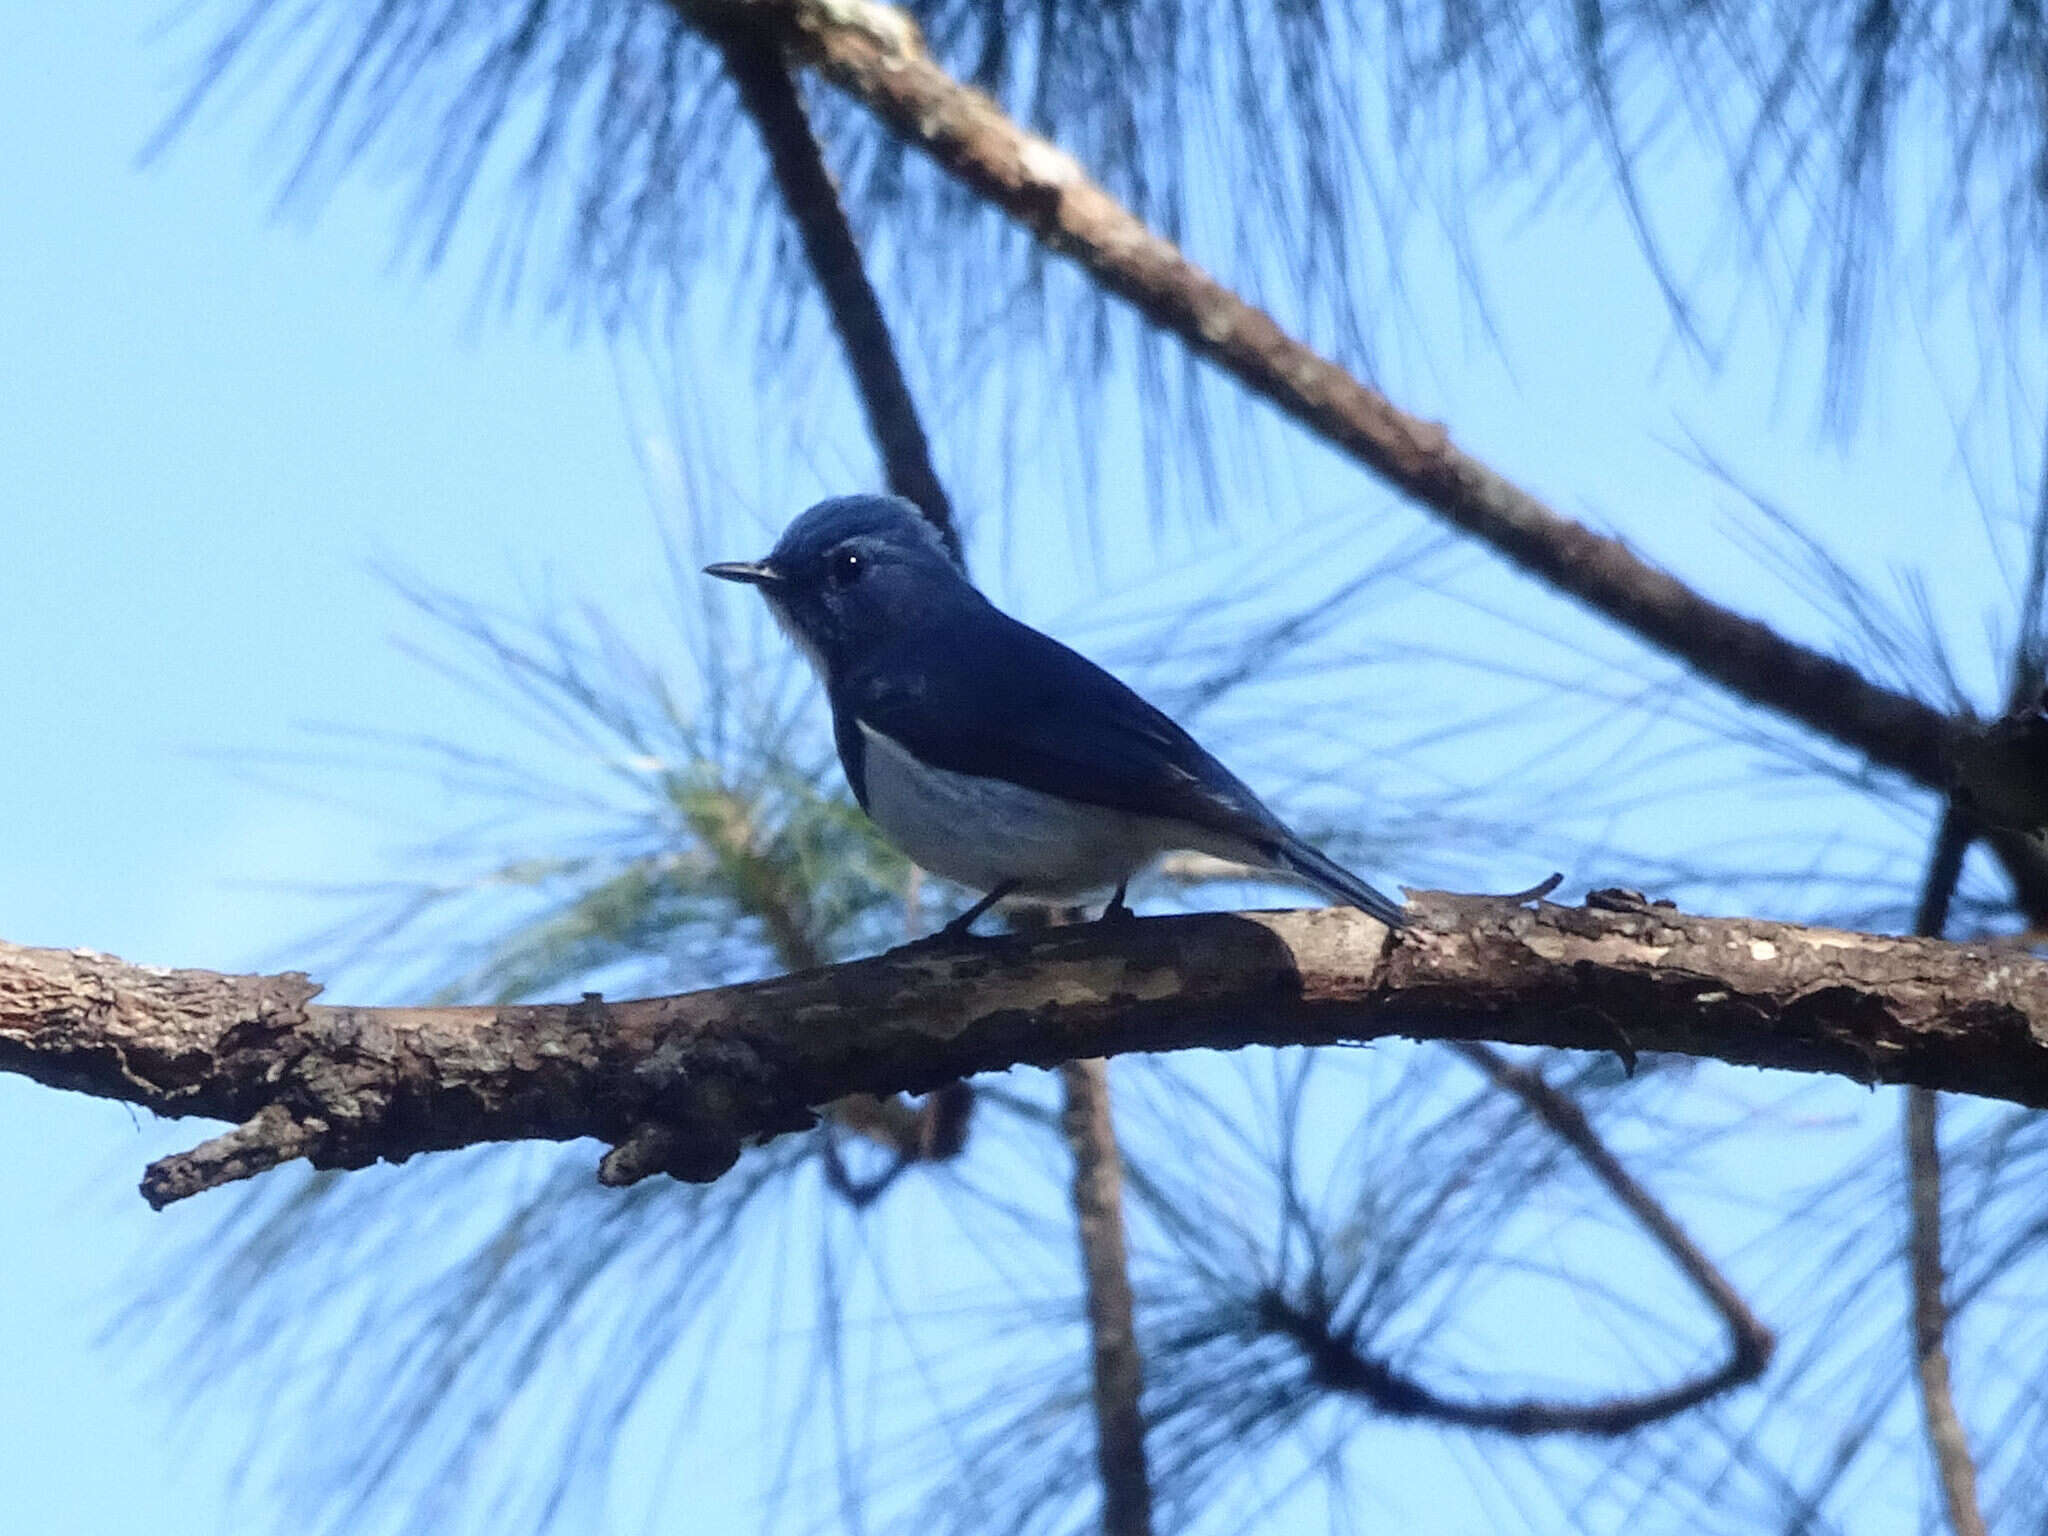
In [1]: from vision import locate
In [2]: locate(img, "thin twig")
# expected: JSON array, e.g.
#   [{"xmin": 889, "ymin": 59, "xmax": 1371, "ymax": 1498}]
[
  {"xmin": 1900, "ymin": 801, "xmax": 1990, "ymax": 1536},
  {"xmin": 1277, "ymin": 1039, "xmax": 1780, "ymax": 1434},
  {"xmin": 1254, "ymin": 1039, "xmax": 1769, "ymax": 1431},
  {"xmin": 1904, "ymin": 1087, "xmax": 1988, "ymax": 1536},
  {"xmin": 1060, "ymin": 1058, "xmax": 1154, "ymax": 1536}
]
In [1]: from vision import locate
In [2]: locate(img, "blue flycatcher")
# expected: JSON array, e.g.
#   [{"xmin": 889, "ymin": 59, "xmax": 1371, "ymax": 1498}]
[{"xmin": 708, "ymin": 495, "xmax": 1405, "ymax": 938}]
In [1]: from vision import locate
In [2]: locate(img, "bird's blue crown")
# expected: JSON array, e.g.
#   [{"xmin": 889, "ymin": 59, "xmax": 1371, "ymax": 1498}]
[
  {"xmin": 768, "ymin": 494, "xmax": 956, "ymax": 572},
  {"xmin": 712, "ymin": 494, "xmax": 975, "ymax": 676}
]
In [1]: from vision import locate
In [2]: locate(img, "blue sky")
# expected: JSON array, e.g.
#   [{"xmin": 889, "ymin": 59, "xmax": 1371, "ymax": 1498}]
[
  {"xmin": 1, "ymin": 11, "xmax": 666, "ymax": 1530},
  {"xmin": 2, "ymin": 4, "xmax": 2039, "ymax": 1533}
]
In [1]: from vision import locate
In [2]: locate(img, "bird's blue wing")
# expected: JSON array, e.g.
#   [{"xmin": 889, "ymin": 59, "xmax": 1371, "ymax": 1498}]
[{"xmin": 833, "ymin": 605, "xmax": 1286, "ymax": 849}]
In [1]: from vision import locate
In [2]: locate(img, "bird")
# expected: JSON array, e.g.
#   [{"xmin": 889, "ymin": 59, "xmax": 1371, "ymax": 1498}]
[{"xmin": 706, "ymin": 494, "xmax": 1406, "ymax": 939}]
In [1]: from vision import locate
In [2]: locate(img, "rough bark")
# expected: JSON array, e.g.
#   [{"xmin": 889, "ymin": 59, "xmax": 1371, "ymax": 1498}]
[
  {"xmin": 686, "ymin": 779, "xmax": 964, "ymax": 1172},
  {"xmin": 6, "ymin": 891, "xmax": 2048, "ymax": 1208}
]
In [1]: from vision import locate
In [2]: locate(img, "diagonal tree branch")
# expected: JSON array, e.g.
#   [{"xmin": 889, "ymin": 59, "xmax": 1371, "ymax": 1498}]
[
  {"xmin": 1455, "ymin": 1040, "xmax": 1771, "ymax": 1366},
  {"xmin": 692, "ymin": 1, "xmax": 1940, "ymax": 774},
  {"xmin": 8, "ymin": 893, "xmax": 2048, "ymax": 1209},
  {"xmin": 683, "ymin": 0, "xmax": 2048, "ymax": 921},
  {"xmin": 709, "ymin": 14, "xmax": 961, "ymax": 563}
]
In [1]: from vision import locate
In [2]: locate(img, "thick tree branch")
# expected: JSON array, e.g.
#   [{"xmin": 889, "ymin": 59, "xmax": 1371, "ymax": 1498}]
[
  {"xmin": 7, "ymin": 894, "xmax": 2048, "ymax": 1207},
  {"xmin": 688, "ymin": 777, "xmax": 967, "ymax": 1175}
]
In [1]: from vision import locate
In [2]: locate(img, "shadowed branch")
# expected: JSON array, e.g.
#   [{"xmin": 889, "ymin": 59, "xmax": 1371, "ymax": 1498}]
[
  {"xmin": 8, "ymin": 892, "xmax": 2048, "ymax": 1208},
  {"xmin": 1395, "ymin": 1041, "xmax": 1777, "ymax": 1431}
]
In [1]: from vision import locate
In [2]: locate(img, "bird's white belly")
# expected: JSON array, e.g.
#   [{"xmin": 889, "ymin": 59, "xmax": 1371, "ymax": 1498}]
[{"xmin": 859, "ymin": 725, "xmax": 1213, "ymax": 896}]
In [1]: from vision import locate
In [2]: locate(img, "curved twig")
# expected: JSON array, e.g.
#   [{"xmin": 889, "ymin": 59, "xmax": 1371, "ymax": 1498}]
[
  {"xmin": 1260, "ymin": 1039, "xmax": 1775, "ymax": 1436},
  {"xmin": 1257, "ymin": 1294, "xmax": 1758, "ymax": 1437}
]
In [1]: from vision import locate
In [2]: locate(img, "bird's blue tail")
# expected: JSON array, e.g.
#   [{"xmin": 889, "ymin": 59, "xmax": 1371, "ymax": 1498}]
[{"xmin": 1272, "ymin": 837, "xmax": 1407, "ymax": 927}]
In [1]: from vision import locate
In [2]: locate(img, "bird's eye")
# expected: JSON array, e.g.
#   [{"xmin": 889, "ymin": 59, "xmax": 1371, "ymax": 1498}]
[{"xmin": 827, "ymin": 548, "xmax": 864, "ymax": 588}]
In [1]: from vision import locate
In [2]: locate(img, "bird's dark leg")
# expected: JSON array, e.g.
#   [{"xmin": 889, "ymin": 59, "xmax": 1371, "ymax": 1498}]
[
  {"xmin": 1097, "ymin": 881, "xmax": 1136, "ymax": 925},
  {"xmin": 938, "ymin": 879, "xmax": 1020, "ymax": 940}
]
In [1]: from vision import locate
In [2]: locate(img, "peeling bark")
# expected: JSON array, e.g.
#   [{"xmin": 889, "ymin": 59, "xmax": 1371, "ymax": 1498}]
[{"xmin": 5, "ymin": 893, "xmax": 2048, "ymax": 1207}]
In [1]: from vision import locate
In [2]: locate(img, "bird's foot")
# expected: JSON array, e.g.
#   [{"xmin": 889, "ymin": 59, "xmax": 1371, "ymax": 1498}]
[
  {"xmin": 889, "ymin": 920, "xmax": 984, "ymax": 956},
  {"xmin": 935, "ymin": 910, "xmax": 992, "ymax": 942},
  {"xmin": 892, "ymin": 881, "xmax": 1020, "ymax": 952},
  {"xmin": 1095, "ymin": 883, "xmax": 1138, "ymax": 926}
]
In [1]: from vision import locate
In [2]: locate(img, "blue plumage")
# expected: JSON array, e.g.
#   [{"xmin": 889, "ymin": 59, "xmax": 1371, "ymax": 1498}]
[{"xmin": 707, "ymin": 495, "xmax": 1406, "ymax": 934}]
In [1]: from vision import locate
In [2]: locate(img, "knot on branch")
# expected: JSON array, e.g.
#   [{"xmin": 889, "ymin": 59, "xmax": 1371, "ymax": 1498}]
[
  {"xmin": 597, "ymin": 1121, "xmax": 745, "ymax": 1186},
  {"xmin": 599, "ymin": 1068, "xmax": 821, "ymax": 1188},
  {"xmin": 141, "ymin": 1104, "xmax": 328, "ymax": 1210},
  {"xmin": 14, "ymin": 900, "xmax": 2048, "ymax": 1211}
]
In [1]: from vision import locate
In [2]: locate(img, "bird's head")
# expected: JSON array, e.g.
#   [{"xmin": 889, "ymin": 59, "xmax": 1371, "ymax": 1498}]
[{"xmin": 706, "ymin": 495, "xmax": 968, "ymax": 673}]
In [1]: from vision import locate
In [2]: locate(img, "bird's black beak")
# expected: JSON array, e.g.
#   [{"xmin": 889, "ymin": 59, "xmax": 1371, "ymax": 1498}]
[{"xmin": 704, "ymin": 560, "xmax": 781, "ymax": 588}]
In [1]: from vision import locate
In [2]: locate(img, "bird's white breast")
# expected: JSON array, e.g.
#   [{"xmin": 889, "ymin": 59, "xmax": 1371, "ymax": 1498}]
[{"xmin": 858, "ymin": 723, "xmax": 1228, "ymax": 897}]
